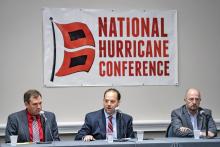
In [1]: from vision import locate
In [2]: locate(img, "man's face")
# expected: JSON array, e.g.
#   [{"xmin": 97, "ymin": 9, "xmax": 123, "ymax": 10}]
[
  {"xmin": 103, "ymin": 91, "xmax": 120, "ymax": 115},
  {"xmin": 25, "ymin": 96, "xmax": 42, "ymax": 115},
  {"xmin": 184, "ymin": 89, "xmax": 201, "ymax": 113}
]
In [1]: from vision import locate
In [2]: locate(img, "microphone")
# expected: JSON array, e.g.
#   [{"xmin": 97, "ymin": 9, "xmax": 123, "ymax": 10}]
[
  {"xmin": 199, "ymin": 110, "xmax": 210, "ymax": 137},
  {"xmin": 39, "ymin": 110, "xmax": 54, "ymax": 142},
  {"xmin": 116, "ymin": 108, "xmax": 122, "ymax": 114},
  {"xmin": 200, "ymin": 110, "xmax": 209, "ymax": 116},
  {"xmin": 40, "ymin": 111, "xmax": 47, "ymax": 121}
]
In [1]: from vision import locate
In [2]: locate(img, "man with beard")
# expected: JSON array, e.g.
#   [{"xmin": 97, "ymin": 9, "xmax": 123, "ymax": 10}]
[
  {"xmin": 75, "ymin": 88, "xmax": 134, "ymax": 141},
  {"xmin": 170, "ymin": 88, "xmax": 217, "ymax": 138}
]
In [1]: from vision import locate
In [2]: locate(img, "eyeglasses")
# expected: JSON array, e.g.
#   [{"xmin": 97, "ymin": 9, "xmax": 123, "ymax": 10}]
[{"xmin": 186, "ymin": 98, "xmax": 201, "ymax": 102}]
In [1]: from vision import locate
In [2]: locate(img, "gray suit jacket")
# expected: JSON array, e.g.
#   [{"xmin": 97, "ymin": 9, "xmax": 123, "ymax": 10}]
[
  {"xmin": 170, "ymin": 105, "xmax": 217, "ymax": 137},
  {"xmin": 75, "ymin": 108, "xmax": 134, "ymax": 140},
  {"xmin": 5, "ymin": 110, "xmax": 60, "ymax": 143}
]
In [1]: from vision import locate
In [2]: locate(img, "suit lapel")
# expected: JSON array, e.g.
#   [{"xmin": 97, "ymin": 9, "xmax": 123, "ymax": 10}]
[
  {"xmin": 40, "ymin": 115, "xmax": 46, "ymax": 141},
  {"xmin": 197, "ymin": 108, "xmax": 204, "ymax": 130},
  {"xmin": 116, "ymin": 113, "xmax": 121, "ymax": 139},
  {"xmin": 20, "ymin": 110, "xmax": 30, "ymax": 141},
  {"xmin": 98, "ymin": 109, "xmax": 106, "ymax": 138},
  {"xmin": 183, "ymin": 106, "xmax": 193, "ymax": 130},
  {"xmin": 197, "ymin": 115, "xmax": 204, "ymax": 130}
]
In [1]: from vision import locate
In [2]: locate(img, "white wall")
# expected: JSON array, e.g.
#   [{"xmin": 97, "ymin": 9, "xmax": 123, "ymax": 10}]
[{"xmin": 0, "ymin": 0, "xmax": 220, "ymax": 135}]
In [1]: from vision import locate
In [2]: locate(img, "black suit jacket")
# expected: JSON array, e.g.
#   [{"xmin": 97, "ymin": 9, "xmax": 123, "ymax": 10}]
[
  {"xmin": 170, "ymin": 105, "xmax": 217, "ymax": 137},
  {"xmin": 75, "ymin": 108, "xmax": 134, "ymax": 140},
  {"xmin": 5, "ymin": 110, "xmax": 60, "ymax": 143}
]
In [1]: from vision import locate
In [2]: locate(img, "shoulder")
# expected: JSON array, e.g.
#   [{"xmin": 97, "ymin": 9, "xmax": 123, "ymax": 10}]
[
  {"xmin": 44, "ymin": 110, "xmax": 55, "ymax": 114},
  {"xmin": 86, "ymin": 109, "xmax": 103, "ymax": 118},
  {"xmin": 121, "ymin": 112, "xmax": 133, "ymax": 120},
  {"xmin": 84, "ymin": 109, "xmax": 103, "ymax": 123},
  {"xmin": 8, "ymin": 110, "xmax": 26, "ymax": 119},
  {"xmin": 199, "ymin": 107, "xmax": 212, "ymax": 115},
  {"xmin": 43, "ymin": 110, "xmax": 56, "ymax": 117},
  {"xmin": 171, "ymin": 105, "xmax": 185, "ymax": 115}
]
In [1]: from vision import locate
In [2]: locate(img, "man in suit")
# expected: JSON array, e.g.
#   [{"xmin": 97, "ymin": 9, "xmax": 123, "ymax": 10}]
[
  {"xmin": 5, "ymin": 89, "xmax": 60, "ymax": 143},
  {"xmin": 75, "ymin": 88, "xmax": 134, "ymax": 141},
  {"xmin": 170, "ymin": 88, "xmax": 217, "ymax": 138}
]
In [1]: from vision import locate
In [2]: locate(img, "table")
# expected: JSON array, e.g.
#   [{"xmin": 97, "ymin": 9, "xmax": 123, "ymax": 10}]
[
  {"xmin": 164, "ymin": 137, "xmax": 220, "ymax": 147},
  {"xmin": 1, "ymin": 138, "xmax": 220, "ymax": 147}
]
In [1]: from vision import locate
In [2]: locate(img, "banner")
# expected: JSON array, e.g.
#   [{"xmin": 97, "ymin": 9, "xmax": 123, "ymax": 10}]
[{"xmin": 43, "ymin": 8, "xmax": 178, "ymax": 86}]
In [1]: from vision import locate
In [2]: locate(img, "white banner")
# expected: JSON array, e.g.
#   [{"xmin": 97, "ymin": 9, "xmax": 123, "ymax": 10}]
[{"xmin": 43, "ymin": 8, "xmax": 178, "ymax": 86}]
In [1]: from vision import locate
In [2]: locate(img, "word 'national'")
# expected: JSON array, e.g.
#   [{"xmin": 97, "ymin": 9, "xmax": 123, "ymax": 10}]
[{"xmin": 98, "ymin": 17, "xmax": 168, "ymax": 37}]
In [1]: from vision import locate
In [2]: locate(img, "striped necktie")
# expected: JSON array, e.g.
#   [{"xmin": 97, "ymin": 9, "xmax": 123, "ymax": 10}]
[
  {"xmin": 107, "ymin": 115, "xmax": 113, "ymax": 133},
  {"xmin": 32, "ymin": 116, "xmax": 40, "ymax": 142}
]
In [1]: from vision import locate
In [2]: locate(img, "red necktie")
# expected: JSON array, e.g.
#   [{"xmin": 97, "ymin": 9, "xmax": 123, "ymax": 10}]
[{"xmin": 107, "ymin": 115, "xmax": 113, "ymax": 133}]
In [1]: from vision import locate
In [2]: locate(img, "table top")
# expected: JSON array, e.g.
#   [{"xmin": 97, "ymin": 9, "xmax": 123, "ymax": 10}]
[{"xmin": 1, "ymin": 138, "xmax": 220, "ymax": 147}]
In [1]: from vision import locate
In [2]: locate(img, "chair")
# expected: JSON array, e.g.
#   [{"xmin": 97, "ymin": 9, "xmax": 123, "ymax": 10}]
[{"xmin": 165, "ymin": 123, "xmax": 174, "ymax": 137}]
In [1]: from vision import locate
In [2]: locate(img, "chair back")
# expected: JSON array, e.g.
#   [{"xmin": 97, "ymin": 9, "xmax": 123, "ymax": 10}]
[{"xmin": 165, "ymin": 123, "xmax": 174, "ymax": 137}]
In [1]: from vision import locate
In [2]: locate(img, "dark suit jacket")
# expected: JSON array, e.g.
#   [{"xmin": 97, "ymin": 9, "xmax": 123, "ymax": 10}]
[
  {"xmin": 170, "ymin": 105, "xmax": 217, "ymax": 137},
  {"xmin": 5, "ymin": 110, "xmax": 60, "ymax": 143},
  {"xmin": 75, "ymin": 108, "xmax": 134, "ymax": 140}
]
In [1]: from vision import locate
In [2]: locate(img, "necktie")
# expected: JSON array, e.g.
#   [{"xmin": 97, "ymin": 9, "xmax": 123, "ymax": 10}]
[
  {"xmin": 107, "ymin": 115, "xmax": 113, "ymax": 133},
  {"xmin": 32, "ymin": 116, "xmax": 40, "ymax": 142}
]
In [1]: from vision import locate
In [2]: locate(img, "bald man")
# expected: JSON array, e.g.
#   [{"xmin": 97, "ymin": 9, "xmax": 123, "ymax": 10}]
[{"xmin": 170, "ymin": 88, "xmax": 217, "ymax": 138}]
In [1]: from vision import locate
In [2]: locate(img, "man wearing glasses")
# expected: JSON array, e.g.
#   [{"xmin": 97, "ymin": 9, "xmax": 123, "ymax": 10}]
[{"xmin": 170, "ymin": 88, "xmax": 217, "ymax": 138}]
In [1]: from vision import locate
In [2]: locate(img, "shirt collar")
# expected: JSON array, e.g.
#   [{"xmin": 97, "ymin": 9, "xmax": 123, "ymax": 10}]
[
  {"xmin": 104, "ymin": 109, "xmax": 116, "ymax": 119},
  {"xmin": 26, "ymin": 109, "xmax": 40, "ymax": 120},
  {"xmin": 187, "ymin": 109, "xmax": 198, "ymax": 117}
]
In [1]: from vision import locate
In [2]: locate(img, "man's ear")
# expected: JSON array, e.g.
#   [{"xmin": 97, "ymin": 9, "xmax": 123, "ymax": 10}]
[
  {"xmin": 117, "ymin": 100, "xmax": 120, "ymax": 107},
  {"xmin": 24, "ymin": 101, "xmax": 28, "ymax": 108}
]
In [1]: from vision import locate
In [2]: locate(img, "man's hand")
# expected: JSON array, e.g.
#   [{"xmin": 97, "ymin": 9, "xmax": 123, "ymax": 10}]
[
  {"xmin": 200, "ymin": 131, "xmax": 215, "ymax": 138},
  {"xmin": 179, "ymin": 127, "xmax": 191, "ymax": 133},
  {"xmin": 82, "ymin": 135, "xmax": 95, "ymax": 141}
]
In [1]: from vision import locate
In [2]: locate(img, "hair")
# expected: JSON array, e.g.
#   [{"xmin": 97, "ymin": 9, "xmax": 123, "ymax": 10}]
[
  {"xmin": 103, "ymin": 88, "xmax": 121, "ymax": 101},
  {"xmin": 185, "ymin": 88, "xmax": 201, "ymax": 99},
  {"xmin": 23, "ymin": 89, "xmax": 42, "ymax": 103}
]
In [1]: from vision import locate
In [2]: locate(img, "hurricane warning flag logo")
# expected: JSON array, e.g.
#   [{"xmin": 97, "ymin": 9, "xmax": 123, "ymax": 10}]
[{"xmin": 49, "ymin": 17, "xmax": 95, "ymax": 82}]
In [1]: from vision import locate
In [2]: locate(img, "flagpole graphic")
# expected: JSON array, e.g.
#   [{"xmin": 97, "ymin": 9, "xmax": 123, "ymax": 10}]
[{"xmin": 49, "ymin": 17, "xmax": 56, "ymax": 82}]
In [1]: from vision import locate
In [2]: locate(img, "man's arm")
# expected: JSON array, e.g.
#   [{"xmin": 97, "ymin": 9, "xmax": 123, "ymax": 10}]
[
  {"xmin": 5, "ymin": 115, "xmax": 18, "ymax": 143},
  {"xmin": 207, "ymin": 111, "xmax": 217, "ymax": 136},
  {"xmin": 126, "ymin": 116, "xmax": 134, "ymax": 138},
  {"xmin": 171, "ymin": 110, "xmax": 193, "ymax": 137},
  {"xmin": 50, "ymin": 113, "xmax": 60, "ymax": 141},
  {"xmin": 75, "ymin": 114, "xmax": 92, "ymax": 140},
  {"xmin": 200, "ymin": 110, "xmax": 217, "ymax": 137}
]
